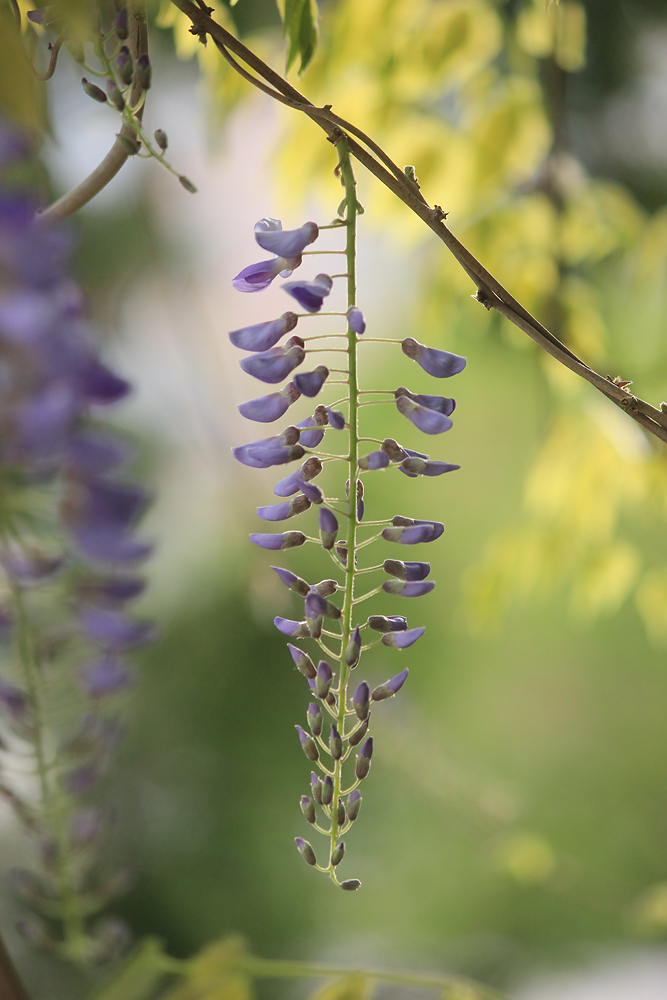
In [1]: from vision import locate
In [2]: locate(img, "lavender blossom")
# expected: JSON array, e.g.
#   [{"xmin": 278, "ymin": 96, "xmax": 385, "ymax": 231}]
[
  {"xmin": 355, "ymin": 737, "xmax": 373, "ymax": 780},
  {"xmin": 381, "ymin": 524, "xmax": 438, "ymax": 544},
  {"xmin": 315, "ymin": 660, "xmax": 333, "ymax": 698},
  {"xmin": 367, "ymin": 615, "xmax": 409, "ymax": 632},
  {"xmin": 401, "ymin": 338, "xmax": 467, "ymax": 378},
  {"xmin": 233, "ymin": 255, "xmax": 302, "ymax": 293},
  {"xmin": 371, "ymin": 668, "xmax": 409, "ymax": 701},
  {"xmin": 238, "ymin": 382, "xmax": 301, "ymax": 423},
  {"xmin": 294, "ymin": 366, "xmax": 329, "ymax": 397},
  {"xmin": 307, "ymin": 703, "xmax": 322, "ymax": 738},
  {"xmin": 240, "ymin": 343, "xmax": 305, "ymax": 383},
  {"xmin": 295, "ymin": 725, "xmax": 319, "ymax": 761},
  {"xmin": 381, "ymin": 627, "xmax": 426, "ymax": 649},
  {"xmin": 297, "ymin": 415, "xmax": 325, "ymax": 449},
  {"xmin": 347, "ymin": 790, "xmax": 362, "ymax": 821},
  {"xmin": 271, "ymin": 566, "xmax": 310, "ymax": 595},
  {"xmin": 382, "ymin": 580, "xmax": 435, "ymax": 597},
  {"xmin": 229, "ymin": 312, "xmax": 298, "ymax": 351},
  {"xmin": 395, "ymin": 386, "xmax": 456, "ymax": 415},
  {"xmin": 396, "ymin": 395, "xmax": 453, "ymax": 434},
  {"xmin": 400, "ymin": 457, "xmax": 460, "ymax": 476},
  {"xmin": 276, "ymin": 618, "xmax": 310, "ymax": 638},
  {"xmin": 347, "ymin": 306, "xmax": 365, "ymax": 334},
  {"xmin": 287, "ymin": 644, "xmax": 316, "ymax": 679},
  {"xmin": 319, "ymin": 508, "xmax": 338, "ymax": 550},
  {"xmin": 358, "ymin": 450, "xmax": 389, "ymax": 470},
  {"xmin": 274, "ymin": 457, "xmax": 322, "ymax": 496},
  {"xmin": 353, "ymin": 681, "xmax": 370, "ymax": 720},
  {"xmin": 254, "ymin": 219, "xmax": 319, "ymax": 257},
  {"xmin": 327, "ymin": 408, "xmax": 345, "ymax": 429},
  {"xmin": 257, "ymin": 496, "xmax": 311, "ymax": 521},
  {"xmin": 282, "ymin": 274, "xmax": 333, "ymax": 313},
  {"xmin": 250, "ymin": 532, "xmax": 306, "ymax": 550},
  {"xmin": 383, "ymin": 559, "xmax": 431, "ymax": 581}
]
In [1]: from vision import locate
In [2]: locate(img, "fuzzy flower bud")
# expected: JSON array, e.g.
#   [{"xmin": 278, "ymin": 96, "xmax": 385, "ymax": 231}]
[
  {"xmin": 348, "ymin": 716, "xmax": 369, "ymax": 747},
  {"xmin": 136, "ymin": 53, "xmax": 151, "ymax": 91},
  {"xmin": 311, "ymin": 771, "xmax": 323, "ymax": 805},
  {"xmin": 300, "ymin": 795, "xmax": 316, "ymax": 824},
  {"xmin": 367, "ymin": 615, "xmax": 409, "ymax": 632},
  {"xmin": 341, "ymin": 879, "xmax": 361, "ymax": 891},
  {"xmin": 355, "ymin": 737, "xmax": 373, "ymax": 780},
  {"xmin": 315, "ymin": 660, "xmax": 333, "ymax": 699},
  {"xmin": 353, "ymin": 681, "xmax": 370, "ymax": 720},
  {"xmin": 401, "ymin": 338, "xmax": 467, "ymax": 378},
  {"xmin": 275, "ymin": 618, "xmax": 310, "ymax": 638},
  {"xmin": 321, "ymin": 775, "xmax": 334, "ymax": 806},
  {"xmin": 257, "ymin": 496, "xmax": 311, "ymax": 521},
  {"xmin": 154, "ymin": 129, "xmax": 168, "ymax": 151},
  {"xmin": 329, "ymin": 724, "xmax": 343, "ymax": 760},
  {"xmin": 358, "ymin": 450, "xmax": 389, "ymax": 471},
  {"xmin": 347, "ymin": 306, "xmax": 365, "ymax": 334},
  {"xmin": 344, "ymin": 626, "xmax": 362, "ymax": 668},
  {"xmin": 382, "ymin": 580, "xmax": 435, "ymax": 597},
  {"xmin": 271, "ymin": 566, "xmax": 310, "ymax": 596},
  {"xmin": 294, "ymin": 837, "xmax": 317, "ymax": 866},
  {"xmin": 295, "ymin": 725, "xmax": 319, "ymax": 761},
  {"xmin": 116, "ymin": 47, "xmax": 133, "ymax": 85},
  {"xmin": 82, "ymin": 78, "xmax": 107, "ymax": 103},
  {"xmin": 347, "ymin": 789, "xmax": 362, "ymax": 821},
  {"xmin": 238, "ymin": 382, "xmax": 301, "ymax": 423},
  {"xmin": 230, "ymin": 313, "xmax": 298, "ymax": 353},
  {"xmin": 331, "ymin": 841, "xmax": 345, "ymax": 866},
  {"xmin": 383, "ymin": 559, "xmax": 431, "ymax": 581},
  {"xmin": 283, "ymin": 274, "xmax": 333, "ymax": 313},
  {"xmin": 106, "ymin": 81, "xmax": 125, "ymax": 111},
  {"xmin": 287, "ymin": 643, "xmax": 316, "ymax": 679},
  {"xmin": 372, "ymin": 668, "xmax": 409, "ymax": 701},
  {"xmin": 114, "ymin": 7, "xmax": 129, "ymax": 39},
  {"xmin": 381, "ymin": 627, "xmax": 425, "ymax": 649},
  {"xmin": 294, "ymin": 366, "xmax": 329, "ymax": 398},
  {"xmin": 307, "ymin": 702, "xmax": 322, "ymax": 738},
  {"xmin": 250, "ymin": 531, "xmax": 306, "ymax": 550},
  {"xmin": 255, "ymin": 220, "xmax": 318, "ymax": 258},
  {"xmin": 319, "ymin": 508, "xmax": 338, "ymax": 550}
]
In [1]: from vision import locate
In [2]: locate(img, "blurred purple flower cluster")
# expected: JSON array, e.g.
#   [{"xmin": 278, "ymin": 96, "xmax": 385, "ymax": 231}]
[{"xmin": 0, "ymin": 121, "xmax": 152, "ymax": 962}]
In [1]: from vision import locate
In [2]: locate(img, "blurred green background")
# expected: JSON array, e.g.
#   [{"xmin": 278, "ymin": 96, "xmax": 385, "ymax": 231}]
[{"xmin": 4, "ymin": 0, "xmax": 667, "ymax": 997}]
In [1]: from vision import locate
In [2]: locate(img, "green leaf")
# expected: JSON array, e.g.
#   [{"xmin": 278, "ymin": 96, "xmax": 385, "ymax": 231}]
[
  {"xmin": 281, "ymin": 0, "xmax": 319, "ymax": 74},
  {"xmin": 0, "ymin": 11, "xmax": 39, "ymax": 129}
]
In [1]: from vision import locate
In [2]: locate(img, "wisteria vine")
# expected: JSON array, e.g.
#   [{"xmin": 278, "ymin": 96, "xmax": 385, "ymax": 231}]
[{"xmin": 230, "ymin": 139, "xmax": 465, "ymax": 889}]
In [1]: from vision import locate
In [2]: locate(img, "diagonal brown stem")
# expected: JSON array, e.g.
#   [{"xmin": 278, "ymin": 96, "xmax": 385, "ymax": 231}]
[
  {"xmin": 170, "ymin": 0, "xmax": 667, "ymax": 446},
  {"xmin": 0, "ymin": 932, "xmax": 30, "ymax": 1000}
]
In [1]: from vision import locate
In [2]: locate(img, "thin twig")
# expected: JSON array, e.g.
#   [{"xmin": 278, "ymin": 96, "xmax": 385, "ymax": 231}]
[
  {"xmin": 33, "ymin": 32, "xmax": 64, "ymax": 81},
  {"xmin": 36, "ymin": 4, "xmax": 149, "ymax": 225},
  {"xmin": 169, "ymin": 0, "xmax": 667, "ymax": 447}
]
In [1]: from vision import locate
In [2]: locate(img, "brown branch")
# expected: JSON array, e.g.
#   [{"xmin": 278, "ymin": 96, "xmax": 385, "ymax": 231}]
[
  {"xmin": 33, "ymin": 32, "xmax": 64, "ymax": 81},
  {"xmin": 36, "ymin": 5, "xmax": 149, "ymax": 225},
  {"xmin": 0, "ymin": 932, "xmax": 30, "ymax": 1000},
  {"xmin": 170, "ymin": 0, "xmax": 667, "ymax": 446}
]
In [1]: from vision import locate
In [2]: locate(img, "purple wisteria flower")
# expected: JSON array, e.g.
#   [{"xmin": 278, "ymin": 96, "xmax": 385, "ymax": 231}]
[
  {"xmin": 274, "ymin": 457, "xmax": 322, "ymax": 496},
  {"xmin": 381, "ymin": 627, "xmax": 425, "ymax": 649},
  {"xmin": 395, "ymin": 386, "xmax": 456, "ymax": 415},
  {"xmin": 240, "ymin": 342, "xmax": 305, "ymax": 384},
  {"xmin": 382, "ymin": 580, "xmax": 435, "ymax": 597},
  {"xmin": 250, "ymin": 531, "xmax": 306, "ymax": 550},
  {"xmin": 257, "ymin": 496, "xmax": 311, "ymax": 521},
  {"xmin": 367, "ymin": 615, "xmax": 409, "ymax": 632},
  {"xmin": 294, "ymin": 366, "xmax": 329, "ymax": 398},
  {"xmin": 347, "ymin": 306, "xmax": 365, "ymax": 334},
  {"xmin": 358, "ymin": 450, "xmax": 389, "ymax": 470},
  {"xmin": 238, "ymin": 382, "xmax": 301, "ymax": 422},
  {"xmin": 297, "ymin": 415, "xmax": 325, "ymax": 448},
  {"xmin": 383, "ymin": 559, "xmax": 430, "ymax": 581},
  {"xmin": 371, "ymin": 668, "xmax": 409, "ymax": 701},
  {"xmin": 282, "ymin": 274, "xmax": 333, "ymax": 313},
  {"xmin": 396, "ymin": 395, "xmax": 453, "ymax": 434},
  {"xmin": 319, "ymin": 508, "xmax": 338, "ymax": 550},
  {"xmin": 254, "ymin": 219, "xmax": 319, "ymax": 257},
  {"xmin": 401, "ymin": 338, "xmax": 467, "ymax": 378},
  {"xmin": 229, "ymin": 312, "xmax": 298, "ymax": 352},
  {"xmin": 232, "ymin": 257, "xmax": 302, "ymax": 293},
  {"xmin": 400, "ymin": 457, "xmax": 460, "ymax": 476},
  {"xmin": 327, "ymin": 408, "xmax": 345, "ymax": 429}
]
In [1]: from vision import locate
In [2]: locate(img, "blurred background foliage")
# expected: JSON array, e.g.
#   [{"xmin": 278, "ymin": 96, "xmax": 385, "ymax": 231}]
[{"xmin": 4, "ymin": 0, "xmax": 667, "ymax": 998}]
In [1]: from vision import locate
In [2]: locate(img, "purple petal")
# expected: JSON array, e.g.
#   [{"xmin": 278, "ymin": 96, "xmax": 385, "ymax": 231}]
[
  {"xmin": 382, "ymin": 580, "xmax": 435, "ymax": 597},
  {"xmin": 382, "ymin": 524, "xmax": 436, "ymax": 544},
  {"xmin": 319, "ymin": 508, "xmax": 338, "ymax": 549},
  {"xmin": 274, "ymin": 618, "xmax": 309, "ymax": 637},
  {"xmin": 387, "ymin": 668, "xmax": 409, "ymax": 693},
  {"xmin": 255, "ymin": 221, "xmax": 318, "ymax": 257},
  {"xmin": 305, "ymin": 592, "xmax": 328, "ymax": 620},
  {"xmin": 274, "ymin": 457, "xmax": 322, "ymax": 496},
  {"xmin": 300, "ymin": 480, "xmax": 323, "ymax": 504},
  {"xmin": 423, "ymin": 461, "xmax": 460, "ymax": 476},
  {"xmin": 294, "ymin": 366, "xmax": 329, "ymax": 398},
  {"xmin": 327, "ymin": 408, "xmax": 345, "ymax": 430},
  {"xmin": 80, "ymin": 607, "xmax": 154, "ymax": 648},
  {"xmin": 1, "ymin": 550, "xmax": 64, "ymax": 583},
  {"xmin": 233, "ymin": 442, "xmax": 304, "ymax": 469},
  {"xmin": 381, "ymin": 626, "xmax": 425, "ymax": 649},
  {"xmin": 358, "ymin": 450, "xmax": 389, "ymax": 471},
  {"xmin": 229, "ymin": 312, "xmax": 298, "ymax": 352},
  {"xmin": 79, "ymin": 655, "xmax": 133, "ymax": 698},
  {"xmin": 271, "ymin": 566, "xmax": 309, "ymax": 595},
  {"xmin": 240, "ymin": 345, "xmax": 305, "ymax": 384},
  {"xmin": 238, "ymin": 382, "xmax": 300, "ymax": 423},
  {"xmin": 367, "ymin": 615, "xmax": 409, "ymax": 632},
  {"xmin": 402, "ymin": 338, "xmax": 467, "ymax": 378},
  {"xmin": 347, "ymin": 306, "xmax": 365, "ymax": 334},
  {"xmin": 383, "ymin": 559, "xmax": 431, "ymax": 581},
  {"xmin": 395, "ymin": 387, "xmax": 455, "ymax": 415},
  {"xmin": 282, "ymin": 274, "xmax": 333, "ymax": 313},
  {"xmin": 77, "ymin": 359, "xmax": 131, "ymax": 404},
  {"xmin": 297, "ymin": 416, "xmax": 324, "ymax": 449},
  {"xmin": 64, "ymin": 480, "xmax": 152, "ymax": 565},
  {"xmin": 66, "ymin": 434, "xmax": 130, "ymax": 476},
  {"xmin": 396, "ymin": 395, "xmax": 453, "ymax": 434},
  {"xmin": 257, "ymin": 496, "xmax": 310, "ymax": 521},
  {"xmin": 77, "ymin": 577, "xmax": 146, "ymax": 604},
  {"xmin": 249, "ymin": 531, "xmax": 306, "ymax": 550},
  {"xmin": 232, "ymin": 257, "xmax": 298, "ymax": 293}
]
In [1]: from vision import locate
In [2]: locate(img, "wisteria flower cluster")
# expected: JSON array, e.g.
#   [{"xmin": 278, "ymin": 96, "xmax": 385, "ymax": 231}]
[
  {"xmin": 229, "ymin": 142, "xmax": 466, "ymax": 889},
  {"xmin": 0, "ymin": 124, "xmax": 152, "ymax": 962}
]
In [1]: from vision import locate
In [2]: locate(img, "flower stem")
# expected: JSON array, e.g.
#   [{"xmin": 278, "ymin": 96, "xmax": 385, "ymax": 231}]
[{"xmin": 328, "ymin": 137, "xmax": 360, "ymax": 885}]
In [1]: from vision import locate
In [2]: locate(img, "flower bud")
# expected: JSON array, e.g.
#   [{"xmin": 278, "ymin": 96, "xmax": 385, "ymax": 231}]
[
  {"xmin": 154, "ymin": 128, "xmax": 168, "ymax": 151},
  {"xmin": 295, "ymin": 837, "xmax": 317, "ymax": 866},
  {"xmin": 82, "ymin": 78, "xmax": 107, "ymax": 103},
  {"xmin": 383, "ymin": 559, "xmax": 431, "ymax": 581},
  {"xmin": 312, "ymin": 579, "xmax": 337, "ymax": 598},
  {"xmin": 295, "ymin": 725, "xmax": 319, "ymax": 761},
  {"xmin": 107, "ymin": 80, "xmax": 125, "ymax": 111},
  {"xmin": 341, "ymin": 879, "xmax": 361, "ymax": 891},
  {"xmin": 300, "ymin": 795, "xmax": 316, "ymax": 824},
  {"xmin": 353, "ymin": 681, "xmax": 370, "ymax": 719},
  {"xmin": 315, "ymin": 660, "xmax": 333, "ymax": 699},
  {"xmin": 307, "ymin": 615, "xmax": 323, "ymax": 639},
  {"xmin": 347, "ymin": 306, "xmax": 365, "ymax": 334},
  {"xmin": 272, "ymin": 566, "xmax": 310, "ymax": 596},
  {"xmin": 311, "ymin": 771, "xmax": 323, "ymax": 805},
  {"xmin": 348, "ymin": 716, "xmax": 369, "ymax": 747},
  {"xmin": 115, "ymin": 7, "xmax": 129, "ymax": 39},
  {"xmin": 381, "ymin": 438, "xmax": 405, "ymax": 461},
  {"xmin": 401, "ymin": 456, "xmax": 427, "ymax": 475},
  {"xmin": 294, "ymin": 366, "xmax": 329, "ymax": 398},
  {"xmin": 116, "ymin": 46, "xmax": 133, "ymax": 85},
  {"xmin": 307, "ymin": 702, "xmax": 323, "ymax": 738},
  {"xmin": 335, "ymin": 543, "xmax": 348, "ymax": 566},
  {"xmin": 344, "ymin": 626, "xmax": 361, "ymax": 668},
  {"xmin": 327, "ymin": 408, "xmax": 345, "ymax": 429},
  {"xmin": 250, "ymin": 531, "xmax": 306, "ymax": 550},
  {"xmin": 402, "ymin": 338, "xmax": 466, "ymax": 378},
  {"xmin": 275, "ymin": 618, "xmax": 310, "ymax": 638},
  {"xmin": 358, "ymin": 450, "xmax": 389, "ymax": 470},
  {"xmin": 287, "ymin": 644, "xmax": 316, "ymax": 679},
  {"xmin": 136, "ymin": 53, "xmax": 151, "ymax": 90},
  {"xmin": 301, "ymin": 480, "xmax": 323, "ymax": 504},
  {"xmin": 355, "ymin": 737, "xmax": 373, "ymax": 780},
  {"xmin": 179, "ymin": 176, "xmax": 197, "ymax": 194},
  {"xmin": 337, "ymin": 798, "xmax": 346, "ymax": 826},
  {"xmin": 382, "ymin": 580, "xmax": 435, "ymax": 597},
  {"xmin": 329, "ymin": 724, "xmax": 343, "ymax": 760},
  {"xmin": 347, "ymin": 789, "xmax": 362, "ymax": 821},
  {"xmin": 319, "ymin": 508, "xmax": 338, "ymax": 550},
  {"xmin": 381, "ymin": 627, "xmax": 425, "ymax": 649},
  {"xmin": 321, "ymin": 774, "xmax": 333, "ymax": 806},
  {"xmin": 331, "ymin": 841, "xmax": 345, "ymax": 866},
  {"xmin": 372, "ymin": 668, "xmax": 409, "ymax": 701}
]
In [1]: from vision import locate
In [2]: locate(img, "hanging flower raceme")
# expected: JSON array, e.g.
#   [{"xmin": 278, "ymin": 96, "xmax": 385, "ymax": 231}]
[
  {"xmin": 228, "ymin": 140, "xmax": 466, "ymax": 890},
  {"xmin": 0, "ymin": 121, "xmax": 152, "ymax": 964}
]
